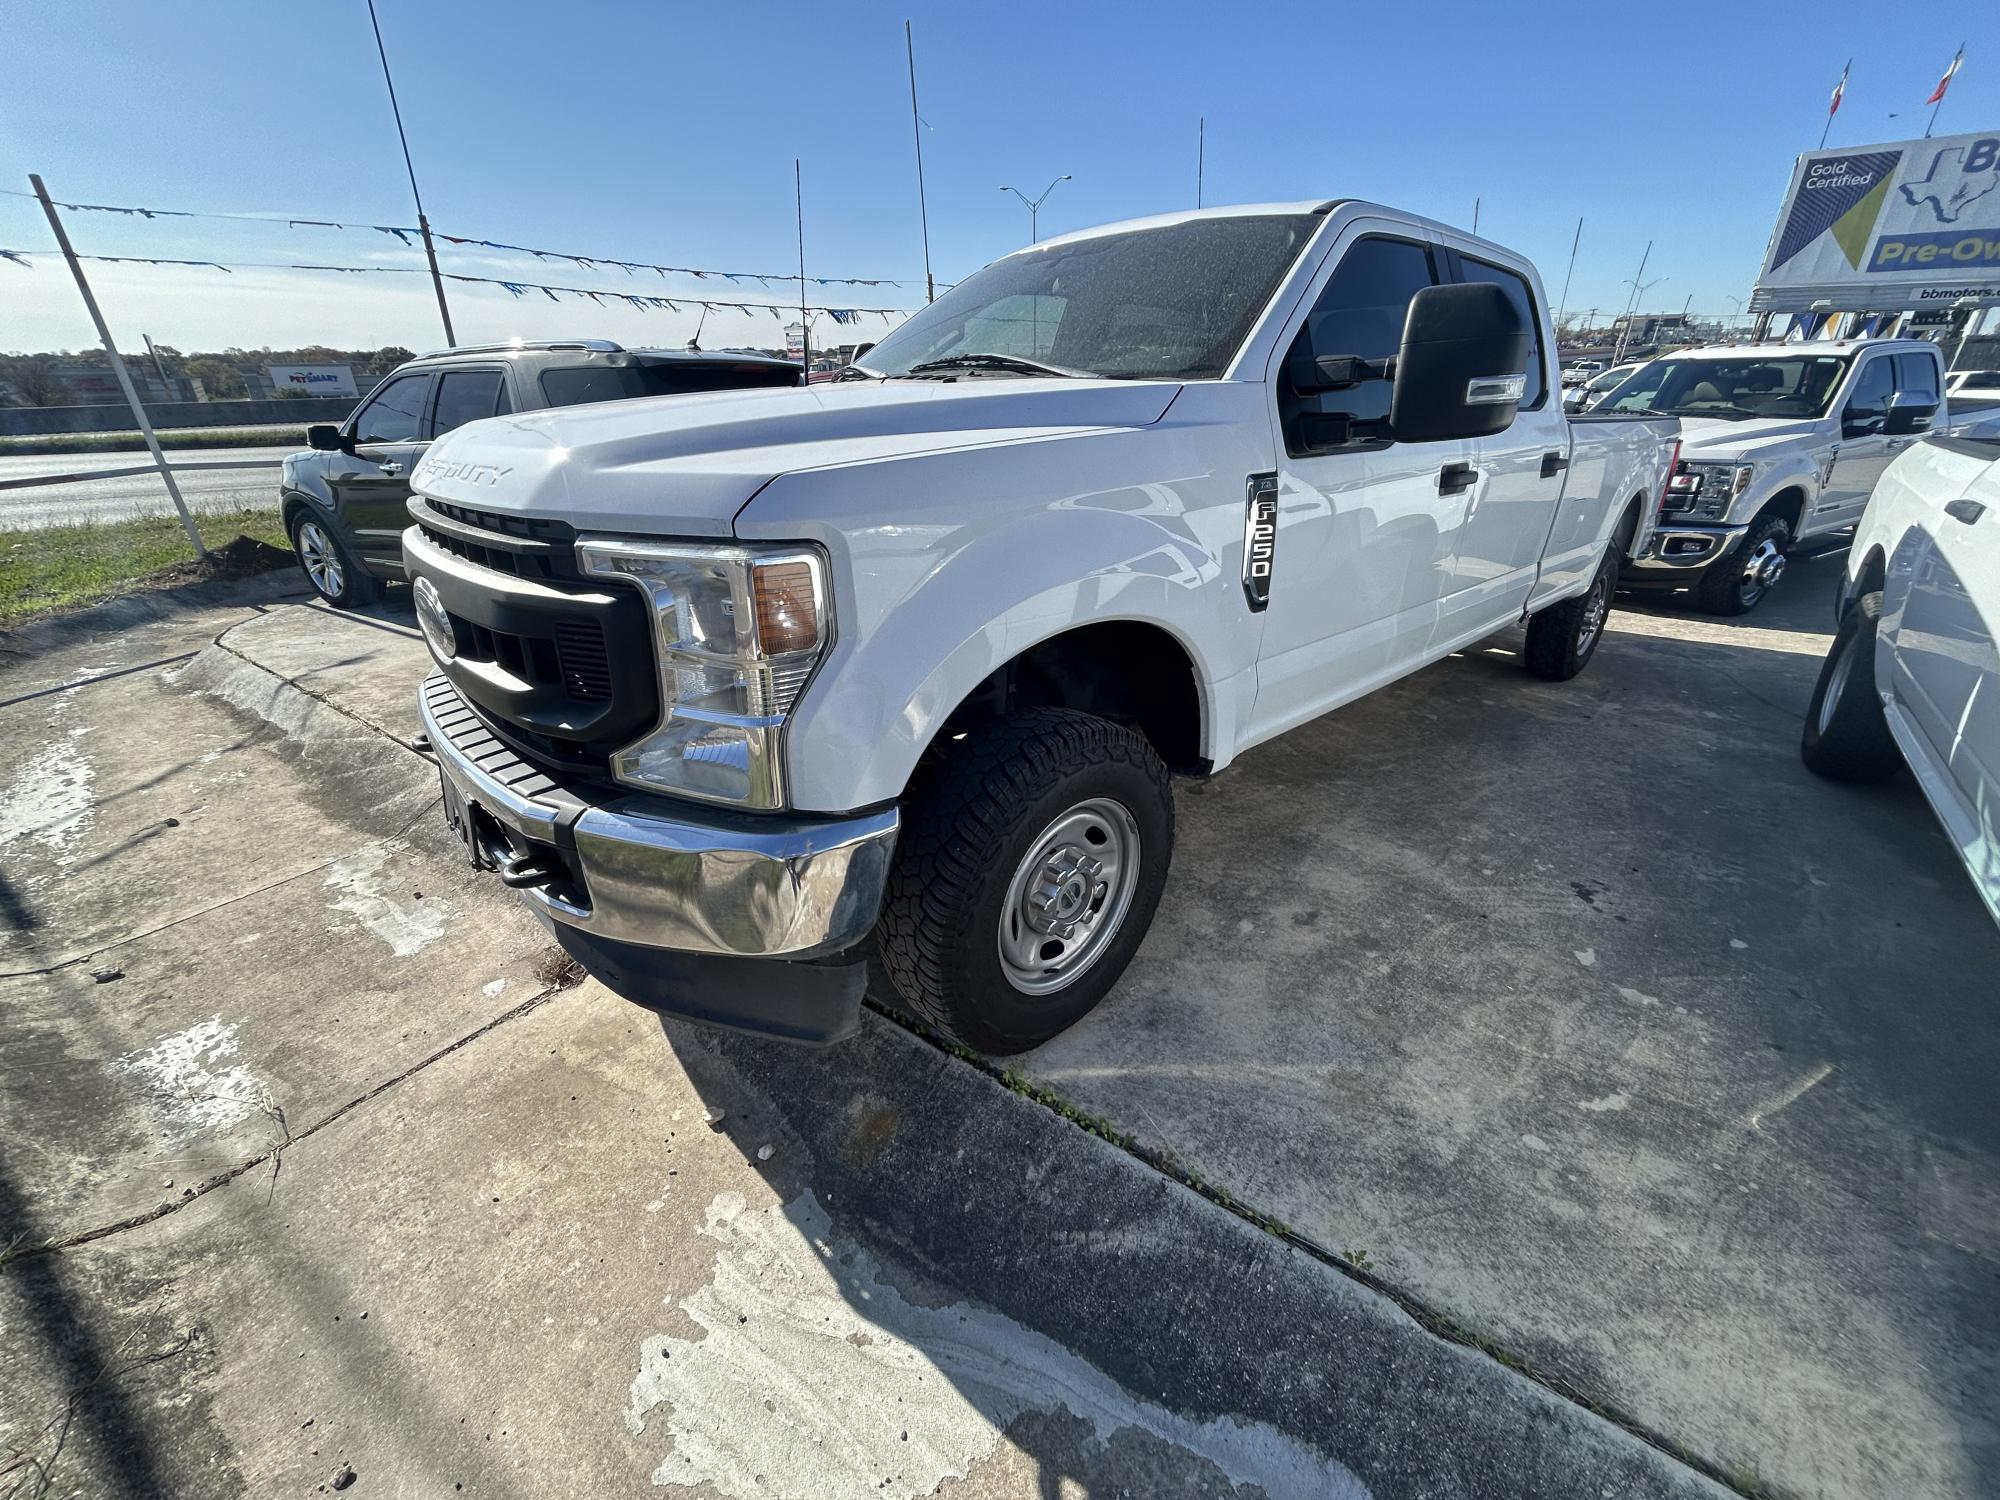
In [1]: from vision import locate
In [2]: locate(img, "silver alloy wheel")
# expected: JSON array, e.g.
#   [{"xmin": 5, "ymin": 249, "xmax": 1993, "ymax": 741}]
[
  {"xmin": 997, "ymin": 797, "xmax": 1142, "ymax": 996},
  {"xmin": 1738, "ymin": 535, "xmax": 1786, "ymax": 607},
  {"xmin": 297, "ymin": 520, "xmax": 344, "ymax": 598},
  {"xmin": 1576, "ymin": 569, "xmax": 1610, "ymax": 655},
  {"xmin": 1819, "ymin": 634, "xmax": 1857, "ymax": 736}
]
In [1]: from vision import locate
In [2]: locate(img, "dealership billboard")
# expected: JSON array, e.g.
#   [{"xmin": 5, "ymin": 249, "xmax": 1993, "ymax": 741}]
[
  {"xmin": 267, "ymin": 364, "xmax": 358, "ymax": 398},
  {"xmin": 1751, "ymin": 129, "xmax": 2000, "ymax": 313}
]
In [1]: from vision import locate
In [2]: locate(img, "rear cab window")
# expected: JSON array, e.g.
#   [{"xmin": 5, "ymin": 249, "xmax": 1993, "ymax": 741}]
[{"xmin": 539, "ymin": 361, "xmax": 801, "ymax": 408}]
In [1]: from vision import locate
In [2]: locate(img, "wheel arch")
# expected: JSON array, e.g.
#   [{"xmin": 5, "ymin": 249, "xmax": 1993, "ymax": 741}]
[
  {"xmin": 921, "ymin": 618, "xmax": 1211, "ymax": 778},
  {"xmin": 1757, "ymin": 485, "xmax": 1808, "ymax": 536}
]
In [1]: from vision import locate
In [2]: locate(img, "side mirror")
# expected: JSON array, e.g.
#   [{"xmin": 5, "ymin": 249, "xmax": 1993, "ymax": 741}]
[
  {"xmin": 1884, "ymin": 392, "xmax": 1938, "ymax": 436},
  {"xmin": 306, "ymin": 423, "xmax": 346, "ymax": 453},
  {"xmin": 1389, "ymin": 282, "xmax": 1532, "ymax": 444}
]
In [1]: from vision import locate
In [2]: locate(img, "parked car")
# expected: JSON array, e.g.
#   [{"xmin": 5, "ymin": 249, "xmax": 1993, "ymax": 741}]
[
  {"xmin": 1944, "ymin": 368, "xmax": 2000, "ymax": 399},
  {"xmin": 1801, "ymin": 434, "xmax": 1999, "ymax": 927},
  {"xmin": 279, "ymin": 341, "xmax": 802, "ymax": 607},
  {"xmin": 401, "ymin": 200, "xmax": 1680, "ymax": 1052},
  {"xmin": 1598, "ymin": 339, "xmax": 2000, "ymax": 614},
  {"xmin": 1561, "ymin": 359, "xmax": 1605, "ymax": 388},
  {"xmin": 1563, "ymin": 362, "xmax": 1643, "ymax": 413}
]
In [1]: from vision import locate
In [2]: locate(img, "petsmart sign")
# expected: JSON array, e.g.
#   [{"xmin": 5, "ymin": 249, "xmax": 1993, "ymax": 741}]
[
  {"xmin": 267, "ymin": 364, "xmax": 358, "ymax": 398},
  {"xmin": 1752, "ymin": 130, "xmax": 2000, "ymax": 313}
]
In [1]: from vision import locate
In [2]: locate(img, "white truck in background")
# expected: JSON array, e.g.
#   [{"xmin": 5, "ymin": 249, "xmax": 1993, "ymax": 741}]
[
  {"xmin": 1599, "ymin": 339, "xmax": 2000, "ymax": 614},
  {"xmin": 403, "ymin": 200, "xmax": 1680, "ymax": 1053}
]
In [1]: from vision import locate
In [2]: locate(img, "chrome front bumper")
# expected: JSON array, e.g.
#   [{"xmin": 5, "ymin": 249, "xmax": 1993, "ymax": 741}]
[
  {"xmin": 419, "ymin": 672, "xmax": 897, "ymax": 959},
  {"xmin": 1624, "ymin": 522, "xmax": 1750, "ymax": 574}
]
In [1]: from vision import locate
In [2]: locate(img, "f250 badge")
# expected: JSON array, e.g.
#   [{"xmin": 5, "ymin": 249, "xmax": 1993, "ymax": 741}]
[
  {"xmin": 1242, "ymin": 472, "xmax": 1278, "ymax": 611},
  {"xmin": 418, "ymin": 457, "xmax": 514, "ymax": 487}
]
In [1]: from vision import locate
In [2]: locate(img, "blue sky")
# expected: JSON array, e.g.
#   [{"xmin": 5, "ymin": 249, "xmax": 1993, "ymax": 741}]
[{"xmin": 2, "ymin": 1, "xmax": 1993, "ymax": 353}]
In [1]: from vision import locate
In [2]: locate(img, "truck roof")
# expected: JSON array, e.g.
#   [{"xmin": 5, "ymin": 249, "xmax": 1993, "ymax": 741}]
[{"xmin": 1026, "ymin": 200, "xmax": 1341, "ymax": 253}]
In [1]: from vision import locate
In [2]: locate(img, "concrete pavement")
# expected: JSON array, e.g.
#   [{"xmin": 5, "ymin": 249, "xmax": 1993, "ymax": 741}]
[{"xmin": 0, "ymin": 587, "xmax": 1729, "ymax": 1499}]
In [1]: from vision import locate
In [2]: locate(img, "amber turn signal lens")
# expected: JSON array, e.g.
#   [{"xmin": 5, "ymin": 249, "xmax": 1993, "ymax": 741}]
[{"xmin": 751, "ymin": 560, "xmax": 820, "ymax": 655}]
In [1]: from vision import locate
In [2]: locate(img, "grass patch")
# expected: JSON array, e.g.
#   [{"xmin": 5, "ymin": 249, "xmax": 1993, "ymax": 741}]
[
  {"xmin": 0, "ymin": 426, "xmax": 311, "ymax": 456},
  {"xmin": 0, "ymin": 507, "xmax": 292, "ymax": 625}
]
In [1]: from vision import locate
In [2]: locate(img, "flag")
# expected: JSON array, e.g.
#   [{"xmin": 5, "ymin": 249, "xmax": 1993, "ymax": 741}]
[
  {"xmin": 1926, "ymin": 46, "xmax": 1963, "ymax": 106},
  {"xmin": 1829, "ymin": 59, "xmax": 1850, "ymax": 117}
]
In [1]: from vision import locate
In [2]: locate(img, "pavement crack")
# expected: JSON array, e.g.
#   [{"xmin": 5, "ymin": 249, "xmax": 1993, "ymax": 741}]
[
  {"xmin": 0, "ymin": 982, "xmax": 574, "ymax": 1270},
  {"xmin": 0, "ymin": 653, "xmax": 200, "ymax": 714},
  {"xmin": 208, "ymin": 631, "xmax": 428, "ymax": 753}
]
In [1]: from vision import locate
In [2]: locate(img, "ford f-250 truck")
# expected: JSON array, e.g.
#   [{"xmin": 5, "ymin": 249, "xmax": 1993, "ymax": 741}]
[
  {"xmin": 401, "ymin": 201, "xmax": 1679, "ymax": 1053},
  {"xmin": 1600, "ymin": 338, "xmax": 2000, "ymax": 615}
]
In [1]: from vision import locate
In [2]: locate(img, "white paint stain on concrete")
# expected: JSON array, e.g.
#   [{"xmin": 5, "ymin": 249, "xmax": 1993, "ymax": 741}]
[
  {"xmin": 113, "ymin": 1016, "xmax": 265, "ymax": 1143},
  {"xmin": 1577, "ymin": 1091, "xmax": 1632, "ymax": 1114},
  {"xmin": 0, "ymin": 722, "xmax": 96, "ymax": 862},
  {"xmin": 481, "ymin": 978, "xmax": 507, "ymax": 999},
  {"xmin": 1573, "ymin": 947, "xmax": 1596, "ymax": 968},
  {"xmin": 1521, "ymin": 1134, "xmax": 1552, "ymax": 1153},
  {"xmin": 323, "ymin": 843, "xmax": 451, "ymax": 957},
  {"xmin": 627, "ymin": 1191, "xmax": 1367, "ymax": 1500},
  {"xmin": 1615, "ymin": 986, "xmax": 1661, "ymax": 1008},
  {"xmin": 1728, "ymin": 938, "xmax": 1748, "ymax": 950}
]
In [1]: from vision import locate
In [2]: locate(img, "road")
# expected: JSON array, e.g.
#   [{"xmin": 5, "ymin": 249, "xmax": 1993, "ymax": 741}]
[{"xmin": 0, "ymin": 446, "xmax": 289, "ymax": 530}]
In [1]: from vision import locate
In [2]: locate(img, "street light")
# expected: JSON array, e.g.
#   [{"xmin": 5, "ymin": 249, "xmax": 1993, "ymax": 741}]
[{"xmin": 1000, "ymin": 174, "xmax": 1071, "ymax": 243}]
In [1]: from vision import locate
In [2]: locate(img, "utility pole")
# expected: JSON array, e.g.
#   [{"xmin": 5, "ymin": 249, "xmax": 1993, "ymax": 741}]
[
  {"xmin": 1001, "ymin": 175, "xmax": 1070, "ymax": 243},
  {"xmin": 1197, "ymin": 117, "xmax": 1205, "ymax": 208},
  {"xmin": 796, "ymin": 160, "xmax": 810, "ymax": 376},
  {"xmin": 31, "ymin": 174, "xmax": 205, "ymax": 558},
  {"xmin": 905, "ymin": 21, "xmax": 934, "ymax": 304},
  {"xmin": 367, "ymin": 0, "xmax": 454, "ymax": 346},
  {"xmin": 1554, "ymin": 217, "xmax": 1582, "ymax": 335},
  {"xmin": 1613, "ymin": 241, "xmax": 1660, "ymax": 363}
]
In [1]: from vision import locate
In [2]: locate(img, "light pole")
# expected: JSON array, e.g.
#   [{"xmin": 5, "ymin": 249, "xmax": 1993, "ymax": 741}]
[{"xmin": 1001, "ymin": 174, "xmax": 1071, "ymax": 243}]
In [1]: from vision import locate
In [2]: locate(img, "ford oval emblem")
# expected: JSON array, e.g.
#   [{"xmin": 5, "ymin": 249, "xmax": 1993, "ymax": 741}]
[{"xmin": 413, "ymin": 576, "xmax": 457, "ymax": 663}]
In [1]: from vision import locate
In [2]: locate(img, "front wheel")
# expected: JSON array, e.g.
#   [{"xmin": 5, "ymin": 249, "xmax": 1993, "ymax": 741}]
[
  {"xmin": 876, "ymin": 707, "xmax": 1174, "ymax": 1054},
  {"xmin": 1697, "ymin": 513, "xmax": 1789, "ymax": 615},
  {"xmin": 1801, "ymin": 591, "xmax": 1900, "ymax": 782},
  {"xmin": 290, "ymin": 510, "xmax": 380, "ymax": 609}
]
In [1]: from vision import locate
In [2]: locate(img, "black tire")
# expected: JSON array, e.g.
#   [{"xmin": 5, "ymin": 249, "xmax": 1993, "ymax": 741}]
[
  {"xmin": 1696, "ymin": 512, "xmax": 1789, "ymax": 615},
  {"xmin": 877, "ymin": 707, "xmax": 1174, "ymax": 1054},
  {"xmin": 289, "ymin": 508, "xmax": 380, "ymax": 608},
  {"xmin": 1524, "ymin": 549, "xmax": 1616, "ymax": 681},
  {"xmin": 1801, "ymin": 591, "xmax": 1901, "ymax": 783}
]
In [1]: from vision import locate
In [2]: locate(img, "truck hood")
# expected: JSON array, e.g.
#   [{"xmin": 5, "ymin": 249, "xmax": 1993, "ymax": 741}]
[
  {"xmin": 409, "ymin": 378, "xmax": 1182, "ymax": 535},
  {"xmin": 1673, "ymin": 416, "xmax": 1827, "ymax": 463}
]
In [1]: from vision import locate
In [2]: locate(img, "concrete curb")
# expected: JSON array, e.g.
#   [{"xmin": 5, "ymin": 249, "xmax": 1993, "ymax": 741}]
[
  {"xmin": 179, "ymin": 629, "xmax": 1739, "ymax": 1499},
  {"xmin": 0, "ymin": 570, "xmax": 309, "ymax": 662}
]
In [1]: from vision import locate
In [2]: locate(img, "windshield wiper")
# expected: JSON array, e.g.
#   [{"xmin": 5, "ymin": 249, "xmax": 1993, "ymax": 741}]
[
  {"xmin": 830, "ymin": 365, "xmax": 881, "ymax": 381},
  {"xmin": 1662, "ymin": 403, "xmax": 1760, "ymax": 421},
  {"xmin": 897, "ymin": 353, "xmax": 1089, "ymax": 379}
]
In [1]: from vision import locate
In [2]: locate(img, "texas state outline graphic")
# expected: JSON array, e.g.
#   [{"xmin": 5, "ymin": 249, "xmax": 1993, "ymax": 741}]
[{"xmin": 1899, "ymin": 145, "xmax": 2000, "ymax": 224}]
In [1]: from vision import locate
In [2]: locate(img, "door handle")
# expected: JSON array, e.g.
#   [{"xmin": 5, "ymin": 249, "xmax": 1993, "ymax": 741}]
[
  {"xmin": 1540, "ymin": 450, "xmax": 1568, "ymax": 478},
  {"xmin": 378, "ymin": 460, "xmax": 403, "ymax": 477},
  {"xmin": 1944, "ymin": 498, "xmax": 1987, "ymax": 525},
  {"xmin": 1437, "ymin": 462, "xmax": 1477, "ymax": 496}
]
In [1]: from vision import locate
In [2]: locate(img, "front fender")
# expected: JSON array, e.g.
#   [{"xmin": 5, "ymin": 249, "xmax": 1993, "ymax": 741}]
[
  {"xmin": 1720, "ymin": 454, "xmax": 1819, "ymax": 528},
  {"xmin": 735, "ymin": 407, "xmax": 1270, "ymax": 813}
]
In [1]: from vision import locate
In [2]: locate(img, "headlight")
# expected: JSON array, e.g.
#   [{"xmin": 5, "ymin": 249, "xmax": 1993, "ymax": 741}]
[
  {"xmin": 577, "ymin": 537, "xmax": 829, "ymax": 809},
  {"xmin": 1666, "ymin": 461, "xmax": 1756, "ymax": 519}
]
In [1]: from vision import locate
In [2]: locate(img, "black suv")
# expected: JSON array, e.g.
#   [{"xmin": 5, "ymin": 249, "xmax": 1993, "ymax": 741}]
[{"xmin": 278, "ymin": 340, "xmax": 802, "ymax": 606}]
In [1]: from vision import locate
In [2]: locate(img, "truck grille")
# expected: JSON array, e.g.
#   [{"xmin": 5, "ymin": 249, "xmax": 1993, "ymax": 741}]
[{"xmin": 413, "ymin": 498, "xmax": 578, "ymax": 581}]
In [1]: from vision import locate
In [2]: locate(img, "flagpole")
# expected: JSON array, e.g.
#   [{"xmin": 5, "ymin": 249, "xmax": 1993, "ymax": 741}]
[
  {"xmin": 905, "ymin": 20, "xmax": 934, "ymax": 304},
  {"xmin": 1820, "ymin": 59, "xmax": 1849, "ymax": 150}
]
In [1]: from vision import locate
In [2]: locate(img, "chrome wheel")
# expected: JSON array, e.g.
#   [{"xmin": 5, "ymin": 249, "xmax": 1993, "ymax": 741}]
[
  {"xmin": 997, "ymin": 797, "xmax": 1142, "ymax": 996},
  {"xmin": 1576, "ymin": 569, "xmax": 1610, "ymax": 655},
  {"xmin": 1819, "ymin": 636, "xmax": 1857, "ymax": 736},
  {"xmin": 297, "ymin": 520, "xmax": 344, "ymax": 598},
  {"xmin": 1738, "ymin": 535, "xmax": 1787, "ymax": 608}
]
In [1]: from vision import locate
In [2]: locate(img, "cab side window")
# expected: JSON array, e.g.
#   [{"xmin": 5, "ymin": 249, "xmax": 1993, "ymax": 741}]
[
  {"xmin": 1279, "ymin": 236, "xmax": 1439, "ymax": 455},
  {"xmin": 1457, "ymin": 257, "xmax": 1546, "ymax": 409},
  {"xmin": 351, "ymin": 374, "xmax": 430, "ymax": 445},
  {"xmin": 1843, "ymin": 357, "xmax": 1896, "ymax": 435},
  {"xmin": 430, "ymin": 369, "xmax": 509, "ymax": 438}
]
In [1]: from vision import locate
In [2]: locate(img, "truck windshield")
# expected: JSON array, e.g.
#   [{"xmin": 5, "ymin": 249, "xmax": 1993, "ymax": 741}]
[
  {"xmin": 857, "ymin": 213, "xmax": 1319, "ymax": 382},
  {"xmin": 1598, "ymin": 354, "xmax": 1852, "ymax": 421}
]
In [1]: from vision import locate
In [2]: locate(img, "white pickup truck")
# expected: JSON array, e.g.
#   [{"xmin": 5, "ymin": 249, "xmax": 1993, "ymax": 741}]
[
  {"xmin": 1803, "ymin": 434, "xmax": 1999, "ymax": 926},
  {"xmin": 1599, "ymin": 339, "xmax": 2000, "ymax": 614},
  {"xmin": 402, "ymin": 201, "xmax": 1679, "ymax": 1052}
]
